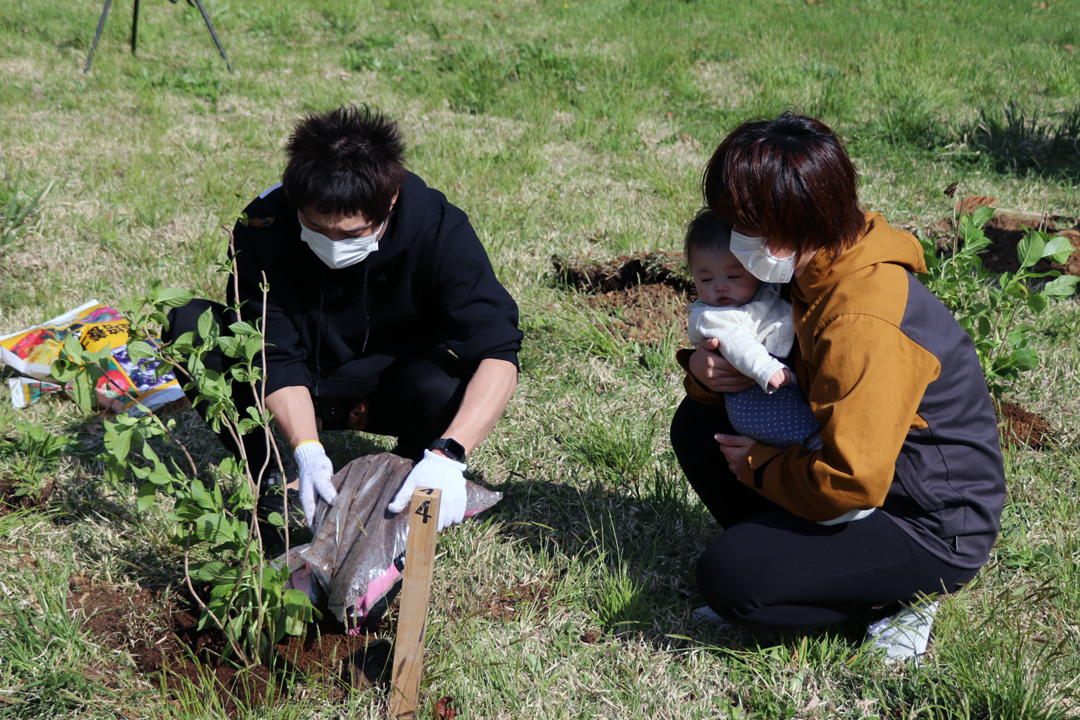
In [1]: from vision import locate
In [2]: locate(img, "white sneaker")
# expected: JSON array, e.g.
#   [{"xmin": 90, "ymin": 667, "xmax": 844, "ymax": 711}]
[
  {"xmin": 692, "ymin": 605, "xmax": 739, "ymax": 630},
  {"xmin": 865, "ymin": 599, "xmax": 940, "ymax": 662},
  {"xmin": 692, "ymin": 605, "xmax": 724, "ymax": 623}
]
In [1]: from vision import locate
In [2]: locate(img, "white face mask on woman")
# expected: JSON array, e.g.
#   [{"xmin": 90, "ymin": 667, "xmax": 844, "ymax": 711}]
[
  {"xmin": 729, "ymin": 230, "xmax": 797, "ymax": 284},
  {"xmin": 298, "ymin": 212, "xmax": 384, "ymax": 269}
]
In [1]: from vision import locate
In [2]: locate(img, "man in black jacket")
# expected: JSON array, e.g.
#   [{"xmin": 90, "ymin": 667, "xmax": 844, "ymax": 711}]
[{"xmin": 165, "ymin": 105, "xmax": 521, "ymax": 534}]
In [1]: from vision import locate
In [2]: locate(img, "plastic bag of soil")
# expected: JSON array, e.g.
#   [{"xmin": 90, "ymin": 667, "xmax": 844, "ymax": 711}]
[{"xmin": 281, "ymin": 453, "xmax": 502, "ymax": 633}]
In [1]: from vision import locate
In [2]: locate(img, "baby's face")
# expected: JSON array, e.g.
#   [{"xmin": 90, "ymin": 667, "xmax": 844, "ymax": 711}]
[{"xmin": 690, "ymin": 246, "xmax": 761, "ymax": 307}]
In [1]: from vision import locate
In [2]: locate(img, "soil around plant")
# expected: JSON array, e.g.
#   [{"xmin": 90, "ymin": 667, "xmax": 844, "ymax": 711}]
[
  {"xmin": 926, "ymin": 205, "xmax": 1080, "ymax": 279},
  {"xmin": 66, "ymin": 578, "xmax": 394, "ymax": 717}
]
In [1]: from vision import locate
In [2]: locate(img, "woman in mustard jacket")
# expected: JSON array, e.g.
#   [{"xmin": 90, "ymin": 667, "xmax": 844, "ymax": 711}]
[{"xmin": 672, "ymin": 113, "xmax": 1005, "ymax": 659}]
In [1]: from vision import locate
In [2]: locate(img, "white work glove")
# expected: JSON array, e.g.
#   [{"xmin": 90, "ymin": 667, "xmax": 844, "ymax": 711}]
[
  {"xmin": 388, "ymin": 450, "xmax": 467, "ymax": 531},
  {"xmin": 294, "ymin": 441, "xmax": 337, "ymax": 529}
]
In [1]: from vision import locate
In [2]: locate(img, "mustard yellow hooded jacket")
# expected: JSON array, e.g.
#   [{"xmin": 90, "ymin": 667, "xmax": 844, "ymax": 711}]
[{"xmin": 680, "ymin": 213, "xmax": 1005, "ymax": 568}]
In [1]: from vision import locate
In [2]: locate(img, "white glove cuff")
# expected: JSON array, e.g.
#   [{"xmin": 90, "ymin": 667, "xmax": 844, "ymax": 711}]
[
  {"xmin": 421, "ymin": 448, "xmax": 467, "ymax": 473},
  {"xmin": 294, "ymin": 440, "xmax": 326, "ymax": 468}
]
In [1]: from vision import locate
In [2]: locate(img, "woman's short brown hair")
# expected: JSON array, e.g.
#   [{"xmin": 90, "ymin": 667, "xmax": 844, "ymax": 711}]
[{"xmin": 702, "ymin": 113, "xmax": 864, "ymax": 258}]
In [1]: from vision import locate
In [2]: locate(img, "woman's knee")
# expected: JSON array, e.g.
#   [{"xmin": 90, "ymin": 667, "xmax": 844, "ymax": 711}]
[
  {"xmin": 670, "ymin": 397, "xmax": 726, "ymax": 461},
  {"xmin": 695, "ymin": 535, "xmax": 763, "ymax": 622}
]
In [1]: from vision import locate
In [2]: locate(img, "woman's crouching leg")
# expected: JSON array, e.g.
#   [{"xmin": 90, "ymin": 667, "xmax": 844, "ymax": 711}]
[
  {"xmin": 670, "ymin": 396, "xmax": 772, "ymax": 529},
  {"xmin": 694, "ymin": 508, "xmax": 980, "ymax": 631}
]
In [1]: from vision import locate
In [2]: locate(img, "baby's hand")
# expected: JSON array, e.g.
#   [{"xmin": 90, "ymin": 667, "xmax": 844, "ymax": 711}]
[{"xmin": 768, "ymin": 367, "xmax": 792, "ymax": 390}]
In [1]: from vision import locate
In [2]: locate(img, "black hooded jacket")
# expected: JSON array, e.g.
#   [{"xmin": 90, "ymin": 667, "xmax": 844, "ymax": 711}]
[{"xmin": 228, "ymin": 172, "xmax": 522, "ymax": 399}]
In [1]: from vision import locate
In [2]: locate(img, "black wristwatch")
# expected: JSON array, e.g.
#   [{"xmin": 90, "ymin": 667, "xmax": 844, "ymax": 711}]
[{"xmin": 430, "ymin": 437, "xmax": 467, "ymax": 463}]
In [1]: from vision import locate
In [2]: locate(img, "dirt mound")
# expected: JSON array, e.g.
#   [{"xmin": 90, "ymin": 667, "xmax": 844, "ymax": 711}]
[
  {"xmin": 554, "ymin": 252, "xmax": 693, "ymax": 345},
  {"xmin": 998, "ymin": 401, "xmax": 1052, "ymax": 451},
  {"xmin": 553, "ymin": 251, "xmax": 692, "ymax": 294}
]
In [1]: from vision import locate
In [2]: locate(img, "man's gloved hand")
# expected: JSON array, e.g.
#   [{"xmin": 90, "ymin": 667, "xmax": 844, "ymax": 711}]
[
  {"xmin": 294, "ymin": 441, "xmax": 337, "ymax": 529},
  {"xmin": 388, "ymin": 450, "xmax": 467, "ymax": 531}
]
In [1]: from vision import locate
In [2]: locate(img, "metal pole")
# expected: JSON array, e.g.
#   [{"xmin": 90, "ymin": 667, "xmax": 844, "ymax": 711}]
[
  {"xmin": 190, "ymin": 0, "xmax": 233, "ymax": 72},
  {"xmin": 84, "ymin": 0, "xmax": 114, "ymax": 73},
  {"xmin": 130, "ymin": 0, "xmax": 140, "ymax": 55}
]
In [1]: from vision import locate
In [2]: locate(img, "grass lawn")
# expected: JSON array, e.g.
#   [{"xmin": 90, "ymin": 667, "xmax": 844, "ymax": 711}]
[{"xmin": 1, "ymin": 0, "xmax": 1079, "ymax": 717}]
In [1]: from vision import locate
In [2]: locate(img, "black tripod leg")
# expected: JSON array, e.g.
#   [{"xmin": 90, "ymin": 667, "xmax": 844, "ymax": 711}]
[
  {"xmin": 191, "ymin": 0, "xmax": 233, "ymax": 72},
  {"xmin": 131, "ymin": 0, "xmax": 140, "ymax": 55},
  {"xmin": 84, "ymin": 0, "xmax": 114, "ymax": 73}
]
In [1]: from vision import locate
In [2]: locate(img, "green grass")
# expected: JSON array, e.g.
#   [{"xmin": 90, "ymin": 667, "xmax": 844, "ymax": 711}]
[{"xmin": 2, "ymin": 0, "xmax": 1080, "ymax": 716}]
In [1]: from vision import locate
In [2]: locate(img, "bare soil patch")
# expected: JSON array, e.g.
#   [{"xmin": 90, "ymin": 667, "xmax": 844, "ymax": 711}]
[
  {"xmin": 67, "ymin": 579, "xmax": 394, "ymax": 716},
  {"xmin": 926, "ymin": 207, "xmax": 1080, "ymax": 278},
  {"xmin": 0, "ymin": 476, "xmax": 56, "ymax": 514},
  {"xmin": 998, "ymin": 401, "xmax": 1052, "ymax": 451},
  {"xmin": 553, "ymin": 251, "xmax": 692, "ymax": 294},
  {"xmin": 553, "ymin": 252, "xmax": 693, "ymax": 345}
]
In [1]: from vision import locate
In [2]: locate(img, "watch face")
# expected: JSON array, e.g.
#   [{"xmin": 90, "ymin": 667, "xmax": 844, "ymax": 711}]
[{"xmin": 432, "ymin": 438, "xmax": 466, "ymax": 462}]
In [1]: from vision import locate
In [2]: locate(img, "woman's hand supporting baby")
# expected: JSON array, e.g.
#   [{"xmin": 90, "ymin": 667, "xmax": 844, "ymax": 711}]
[
  {"xmin": 689, "ymin": 338, "xmax": 758, "ymax": 394},
  {"xmin": 714, "ymin": 433, "xmax": 755, "ymax": 474}
]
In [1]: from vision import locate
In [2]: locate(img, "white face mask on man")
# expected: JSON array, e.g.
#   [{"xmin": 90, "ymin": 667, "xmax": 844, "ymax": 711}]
[
  {"xmin": 298, "ymin": 212, "xmax": 384, "ymax": 269},
  {"xmin": 729, "ymin": 230, "xmax": 797, "ymax": 284}
]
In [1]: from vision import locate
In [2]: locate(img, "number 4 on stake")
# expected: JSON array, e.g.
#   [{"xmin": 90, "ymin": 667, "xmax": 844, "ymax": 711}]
[{"xmin": 390, "ymin": 487, "xmax": 441, "ymax": 719}]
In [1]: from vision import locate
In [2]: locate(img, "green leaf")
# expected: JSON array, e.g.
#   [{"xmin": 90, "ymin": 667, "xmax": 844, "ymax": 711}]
[
  {"xmin": 190, "ymin": 561, "xmax": 241, "ymax": 583},
  {"xmin": 995, "ymin": 348, "xmax": 1039, "ymax": 373},
  {"xmin": 1041, "ymin": 236, "xmax": 1074, "ymax": 264},
  {"xmin": 137, "ymin": 482, "xmax": 158, "ymax": 511},
  {"xmin": 1016, "ymin": 231, "xmax": 1046, "ymax": 270},
  {"xmin": 197, "ymin": 308, "xmax": 217, "ymax": 343},
  {"xmin": 156, "ymin": 287, "xmax": 195, "ymax": 309},
  {"xmin": 217, "ymin": 336, "xmax": 242, "ymax": 358},
  {"xmin": 971, "ymin": 206, "xmax": 995, "ymax": 228},
  {"xmin": 118, "ymin": 296, "xmax": 145, "ymax": 315},
  {"xmin": 170, "ymin": 503, "xmax": 204, "ymax": 521},
  {"xmin": 1042, "ymin": 275, "xmax": 1079, "ymax": 297},
  {"xmin": 1026, "ymin": 293, "xmax": 1048, "ymax": 313},
  {"xmin": 103, "ymin": 424, "xmax": 132, "ymax": 463},
  {"xmin": 126, "ymin": 340, "xmax": 156, "ymax": 361},
  {"xmin": 965, "ymin": 235, "xmax": 991, "ymax": 254},
  {"xmin": 192, "ymin": 513, "xmax": 237, "ymax": 544},
  {"xmin": 228, "ymin": 320, "xmax": 258, "ymax": 336},
  {"xmin": 190, "ymin": 479, "xmax": 216, "ymax": 510}
]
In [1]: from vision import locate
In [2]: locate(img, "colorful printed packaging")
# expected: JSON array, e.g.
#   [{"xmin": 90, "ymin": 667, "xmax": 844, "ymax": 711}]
[{"xmin": 0, "ymin": 300, "xmax": 184, "ymax": 415}]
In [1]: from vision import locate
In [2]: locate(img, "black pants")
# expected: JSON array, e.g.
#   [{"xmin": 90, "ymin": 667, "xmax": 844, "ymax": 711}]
[
  {"xmin": 670, "ymin": 397, "xmax": 978, "ymax": 630},
  {"xmin": 163, "ymin": 299, "xmax": 468, "ymax": 475}
]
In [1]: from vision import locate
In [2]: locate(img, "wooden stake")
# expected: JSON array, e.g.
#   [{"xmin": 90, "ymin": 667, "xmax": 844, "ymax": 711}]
[{"xmin": 390, "ymin": 487, "xmax": 442, "ymax": 719}]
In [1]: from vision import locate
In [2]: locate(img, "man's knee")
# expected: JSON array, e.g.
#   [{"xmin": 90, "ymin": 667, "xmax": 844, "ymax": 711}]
[{"xmin": 163, "ymin": 299, "xmax": 228, "ymax": 343}]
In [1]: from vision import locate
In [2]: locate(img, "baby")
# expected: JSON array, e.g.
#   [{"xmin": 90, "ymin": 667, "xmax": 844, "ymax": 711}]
[
  {"xmin": 684, "ymin": 209, "xmax": 822, "ymax": 452},
  {"xmin": 684, "ymin": 210, "xmax": 875, "ymax": 525}
]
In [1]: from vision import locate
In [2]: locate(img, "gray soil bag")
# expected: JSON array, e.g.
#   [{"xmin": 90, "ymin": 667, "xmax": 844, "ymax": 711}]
[{"xmin": 281, "ymin": 453, "xmax": 502, "ymax": 632}]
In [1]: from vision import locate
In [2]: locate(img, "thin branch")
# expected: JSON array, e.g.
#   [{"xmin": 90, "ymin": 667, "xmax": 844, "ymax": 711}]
[{"xmin": 183, "ymin": 524, "xmax": 250, "ymax": 665}]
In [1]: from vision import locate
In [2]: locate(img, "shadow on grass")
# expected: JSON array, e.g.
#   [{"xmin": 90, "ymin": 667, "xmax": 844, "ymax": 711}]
[
  {"xmin": 487, "ymin": 473, "xmax": 867, "ymax": 655},
  {"xmin": 858, "ymin": 101, "xmax": 1080, "ymax": 184}
]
